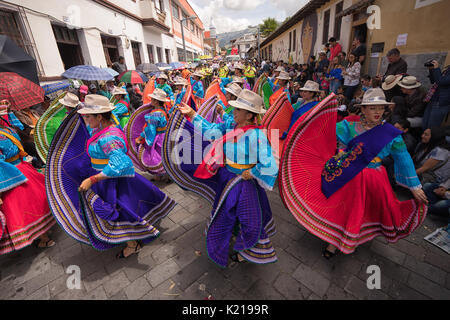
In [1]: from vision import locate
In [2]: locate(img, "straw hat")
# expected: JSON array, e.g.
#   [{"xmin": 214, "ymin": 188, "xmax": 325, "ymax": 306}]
[
  {"xmin": 231, "ymin": 76, "xmax": 244, "ymax": 84},
  {"xmin": 357, "ymin": 88, "xmax": 395, "ymax": 106},
  {"xmin": 112, "ymin": 86, "xmax": 127, "ymax": 96},
  {"xmin": 192, "ymin": 71, "xmax": 204, "ymax": 78},
  {"xmin": 274, "ymin": 66, "xmax": 285, "ymax": 72},
  {"xmin": 59, "ymin": 92, "xmax": 80, "ymax": 108},
  {"xmin": 397, "ymin": 76, "xmax": 421, "ymax": 89},
  {"xmin": 225, "ymin": 83, "xmax": 242, "ymax": 97},
  {"xmin": 228, "ymin": 89, "xmax": 266, "ymax": 114},
  {"xmin": 157, "ymin": 73, "xmax": 168, "ymax": 80},
  {"xmin": 234, "ymin": 63, "xmax": 245, "ymax": 70},
  {"xmin": 149, "ymin": 88, "xmax": 170, "ymax": 102},
  {"xmin": 77, "ymin": 94, "xmax": 115, "ymax": 114},
  {"xmin": 381, "ymin": 74, "xmax": 402, "ymax": 90},
  {"xmin": 299, "ymin": 80, "xmax": 320, "ymax": 92},
  {"xmin": 276, "ymin": 71, "xmax": 291, "ymax": 81},
  {"xmin": 174, "ymin": 77, "xmax": 187, "ymax": 86}
]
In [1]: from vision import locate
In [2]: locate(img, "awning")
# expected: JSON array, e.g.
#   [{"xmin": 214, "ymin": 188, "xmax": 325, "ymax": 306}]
[{"xmin": 336, "ymin": 0, "xmax": 375, "ymax": 18}]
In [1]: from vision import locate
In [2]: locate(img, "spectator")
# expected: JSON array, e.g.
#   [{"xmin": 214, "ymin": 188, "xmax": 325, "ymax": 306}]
[
  {"xmin": 351, "ymin": 35, "xmax": 366, "ymax": 65},
  {"xmin": 327, "ymin": 57, "xmax": 343, "ymax": 94},
  {"xmin": 328, "ymin": 37, "xmax": 342, "ymax": 62},
  {"xmin": 79, "ymin": 85, "xmax": 88, "ymax": 103},
  {"xmin": 377, "ymin": 48, "xmax": 408, "ymax": 81},
  {"xmin": 89, "ymin": 83, "xmax": 97, "ymax": 94},
  {"xmin": 382, "ymin": 74, "xmax": 403, "ymax": 102},
  {"xmin": 112, "ymin": 56, "xmax": 127, "ymax": 75},
  {"xmin": 423, "ymin": 178, "xmax": 450, "ymax": 219},
  {"xmin": 308, "ymin": 56, "xmax": 316, "ymax": 72},
  {"xmin": 398, "ymin": 76, "xmax": 426, "ymax": 128},
  {"xmin": 394, "ymin": 119, "xmax": 417, "ymax": 155},
  {"xmin": 361, "ymin": 75, "xmax": 372, "ymax": 93},
  {"xmin": 338, "ymin": 52, "xmax": 348, "ymax": 68},
  {"xmin": 315, "ymin": 52, "xmax": 329, "ymax": 74},
  {"xmin": 423, "ymin": 60, "xmax": 450, "ymax": 129},
  {"xmin": 342, "ymin": 52, "xmax": 361, "ymax": 102},
  {"xmin": 414, "ymin": 127, "xmax": 450, "ymax": 184},
  {"xmin": 344, "ymin": 101, "xmax": 361, "ymax": 122},
  {"xmin": 388, "ymin": 96, "xmax": 408, "ymax": 124},
  {"xmin": 324, "ymin": 43, "xmax": 331, "ymax": 59},
  {"xmin": 318, "ymin": 73, "xmax": 330, "ymax": 92}
]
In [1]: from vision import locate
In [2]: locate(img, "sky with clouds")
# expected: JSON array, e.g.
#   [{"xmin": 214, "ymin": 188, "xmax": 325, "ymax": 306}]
[{"xmin": 189, "ymin": 0, "xmax": 309, "ymax": 34}]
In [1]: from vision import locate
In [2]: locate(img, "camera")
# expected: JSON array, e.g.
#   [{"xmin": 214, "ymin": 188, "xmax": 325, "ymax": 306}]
[{"xmin": 424, "ymin": 60, "xmax": 434, "ymax": 68}]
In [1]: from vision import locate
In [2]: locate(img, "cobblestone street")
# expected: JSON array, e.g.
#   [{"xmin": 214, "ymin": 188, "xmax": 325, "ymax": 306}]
[{"xmin": 1, "ymin": 176, "xmax": 449, "ymax": 300}]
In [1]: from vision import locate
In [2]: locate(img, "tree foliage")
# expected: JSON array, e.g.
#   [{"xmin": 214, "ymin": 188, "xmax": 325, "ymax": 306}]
[{"xmin": 259, "ymin": 18, "xmax": 279, "ymax": 37}]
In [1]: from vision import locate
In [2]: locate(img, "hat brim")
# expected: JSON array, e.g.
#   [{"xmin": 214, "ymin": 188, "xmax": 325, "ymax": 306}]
[
  {"xmin": 299, "ymin": 88, "xmax": 320, "ymax": 92},
  {"xmin": 398, "ymin": 83, "xmax": 421, "ymax": 89},
  {"xmin": 112, "ymin": 91, "xmax": 127, "ymax": 96},
  {"xmin": 228, "ymin": 100, "xmax": 266, "ymax": 114},
  {"xmin": 224, "ymin": 88, "xmax": 239, "ymax": 97},
  {"xmin": 356, "ymin": 101, "xmax": 395, "ymax": 106},
  {"xmin": 381, "ymin": 76, "xmax": 402, "ymax": 90},
  {"xmin": 149, "ymin": 93, "xmax": 170, "ymax": 102},
  {"xmin": 276, "ymin": 77, "xmax": 291, "ymax": 80},
  {"xmin": 77, "ymin": 106, "xmax": 115, "ymax": 114},
  {"xmin": 59, "ymin": 98, "xmax": 79, "ymax": 108}
]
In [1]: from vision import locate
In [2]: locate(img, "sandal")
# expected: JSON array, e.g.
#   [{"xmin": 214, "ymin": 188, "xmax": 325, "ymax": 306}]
[
  {"xmin": 116, "ymin": 242, "xmax": 142, "ymax": 259},
  {"xmin": 229, "ymin": 252, "xmax": 247, "ymax": 264},
  {"xmin": 36, "ymin": 239, "xmax": 56, "ymax": 248},
  {"xmin": 322, "ymin": 247, "xmax": 339, "ymax": 260}
]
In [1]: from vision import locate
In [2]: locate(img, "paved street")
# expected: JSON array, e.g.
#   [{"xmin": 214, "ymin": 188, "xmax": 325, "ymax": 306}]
[{"xmin": 1, "ymin": 177, "xmax": 449, "ymax": 300}]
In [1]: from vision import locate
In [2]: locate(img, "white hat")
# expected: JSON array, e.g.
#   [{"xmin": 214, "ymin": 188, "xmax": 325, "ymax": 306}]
[
  {"xmin": 381, "ymin": 75, "xmax": 402, "ymax": 90},
  {"xmin": 192, "ymin": 71, "xmax": 204, "ymax": 78},
  {"xmin": 276, "ymin": 71, "xmax": 291, "ymax": 81},
  {"xmin": 77, "ymin": 94, "xmax": 115, "ymax": 114},
  {"xmin": 299, "ymin": 80, "xmax": 320, "ymax": 92},
  {"xmin": 174, "ymin": 77, "xmax": 187, "ymax": 86},
  {"xmin": 225, "ymin": 83, "xmax": 242, "ymax": 97},
  {"xmin": 234, "ymin": 63, "xmax": 245, "ymax": 70},
  {"xmin": 274, "ymin": 66, "xmax": 285, "ymax": 72},
  {"xmin": 112, "ymin": 86, "xmax": 127, "ymax": 96},
  {"xmin": 59, "ymin": 92, "xmax": 80, "ymax": 108},
  {"xmin": 228, "ymin": 89, "xmax": 266, "ymax": 114},
  {"xmin": 149, "ymin": 88, "xmax": 170, "ymax": 102},
  {"xmin": 357, "ymin": 88, "xmax": 395, "ymax": 106},
  {"xmin": 231, "ymin": 76, "xmax": 244, "ymax": 84},
  {"xmin": 157, "ymin": 73, "xmax": 168, "ymax": 80},
  {"xmin": 397, "ymin": 76, "xmax": 421, "ymax": 89}
]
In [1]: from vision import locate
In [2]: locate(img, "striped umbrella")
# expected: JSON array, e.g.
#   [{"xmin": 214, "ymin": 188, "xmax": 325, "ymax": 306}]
[
  {"xmin": 62, "ymin": 65, "xmax": 114, "ymax": 81},
  {"xmin": 0, "ymin": 72, "xmax": 44, "ymax": 110},
  {"xmin": 118, "ymin": 70, "xmax": 149, "ymax": 84}
]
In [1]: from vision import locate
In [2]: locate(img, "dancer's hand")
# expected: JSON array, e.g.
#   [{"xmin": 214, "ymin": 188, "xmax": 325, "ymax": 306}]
[
  {"xmin": 178, "ymin": 102, "xmax": 196, "ymax": 118},
  {"xmin": 79, "ymin": 178, "xmax": 93, "ymax": 192},
  {"xmin": 135, "ymin": 136, "xmax": 144, "ymax": 144},
  {"xmin": 411, "ymin": 188, "xmax": 428, "ymax": 204},
  {"xmin": 241, "ymin": 170, "xmax": 253, "ymax": 180}
]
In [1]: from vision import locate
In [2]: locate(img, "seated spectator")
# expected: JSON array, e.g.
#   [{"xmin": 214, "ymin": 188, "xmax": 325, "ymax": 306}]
[
  {"xmin": 423, "ymin": 179, "xmax": 450, "ymax": 219},
  {"xmin": 361, "ymin": 75, "xmax": 372, "ymax": 93},
  {"xmin": 318, "ymin": 73, "xmax": 330, "ymax": 92},
  {"xmin": 398, "ymin": 76, "xmax": 426, "ymax": 128},
  {"xmin": 414, "ymin": 127, "xmax": 450, "ymax": 184},
  {"xmin": 394, "ymin": 119, "xmax": 417, "ymax": 155},
  {"xmin": 382, "ymin": 74, "xmax": 403, "ymax": 101},
  {"xmin": 388, "ymin": 96, "xmax": 408, "ymax": 124},
  {"xmin": 423, "ymin": 60, "xmax": 450, "ymax": 129},
  {"xmin": 377, "ymin": 48, "xmax": 408, "ymax": 81}
]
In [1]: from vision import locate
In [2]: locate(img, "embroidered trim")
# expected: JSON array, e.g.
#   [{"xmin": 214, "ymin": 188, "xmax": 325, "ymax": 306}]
[{"xmin": 321, "ymin": 142, "xmax": 364, "ymax": 182}]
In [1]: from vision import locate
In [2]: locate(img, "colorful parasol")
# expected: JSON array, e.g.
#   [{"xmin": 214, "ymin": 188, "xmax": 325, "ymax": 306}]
[
  {"xmin": 118, "ymin": 70, "xmax": 149, "ymax": 84},
  {"xmin": 0, "ymin": 72, "xmax": 44, "ymax": 110}
]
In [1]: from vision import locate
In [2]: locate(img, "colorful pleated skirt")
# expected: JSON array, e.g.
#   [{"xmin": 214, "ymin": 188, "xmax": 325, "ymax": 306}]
[
  {"xmin": 279, "ymin": 95, "xmax": 427, "ymax": 254},
  {"xmin": 0, "ymin": 161, "xmax": 55, "ymax": 255},
  {"xmin": 163, "ymin": 110, "xmax": 277, "ymax": 267},
  {"xmin": 46, "ymin": 110, "xmax": 176, "ymax": 250}
]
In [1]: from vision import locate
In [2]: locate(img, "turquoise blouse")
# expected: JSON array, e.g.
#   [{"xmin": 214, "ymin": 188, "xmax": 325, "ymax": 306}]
[
  {"xmin": 337, "ymin": 120, "xmax": 421, "ymax": 189},
  {"xmin": 140, "ymin": 110, "xmax": 167, "ymax": 147},
  {"xmin": 192, "ymin": 113, "xmax": 278, "ymax": 190},
  {"xmin": 0, "ymin": 128, "xmax": 27, "ymax": 192},
  {"xmin": 190, "ymin": 79, "xmax": 204, "ymax": 99},
  {"xmin": 112, "ymin": 100, "xmax": 129, "ymax": 120},
  {"xmin": 88, "ymin": 127, "xmax": 135, "ymax": 178}
]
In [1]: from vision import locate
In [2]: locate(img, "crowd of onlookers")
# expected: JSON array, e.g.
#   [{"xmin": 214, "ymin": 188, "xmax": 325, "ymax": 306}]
[{"xmin": 255, "ymin": 36, "xmax": 450, "ymax": 223}]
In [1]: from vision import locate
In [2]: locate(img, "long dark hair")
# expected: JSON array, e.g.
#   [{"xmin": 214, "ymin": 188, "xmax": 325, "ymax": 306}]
[{"xmin": 413, "ymin": 127, "xmax": 448, "ymax": 164}]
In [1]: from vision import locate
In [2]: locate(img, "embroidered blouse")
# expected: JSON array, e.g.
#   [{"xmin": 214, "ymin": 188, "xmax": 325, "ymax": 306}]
[
  {"xmin": 0, "ymin": 128, "xmax": 27, "ymax": 192},
  {"xmin": 337, "ymin": 120, "xmax": 421, "ymax": 189},
  {"xmin": 112, "ymin": 100, "xmax": 130, "ymax": 120},
  {"xmin": 140, "ymin": 110, "xmax": 167, "ymax": 147},
  {"xmin": 192, "ymin": 113, "xmax": 278, "ymax": 190},
  {"xmin": 87, "ymin": 126, "xmax": 135, "ymax": 178}
]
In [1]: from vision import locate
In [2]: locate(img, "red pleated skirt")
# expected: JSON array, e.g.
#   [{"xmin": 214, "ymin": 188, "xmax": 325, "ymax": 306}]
[{"xmin": 0, "ymin": 161, "xmax": 55, "ymax": 255}]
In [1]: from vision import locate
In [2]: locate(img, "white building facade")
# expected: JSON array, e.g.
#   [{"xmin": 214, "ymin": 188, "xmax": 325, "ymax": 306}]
[{"xmin": 1, "ymin": 0, "xmax": 203, "ymax": 81}]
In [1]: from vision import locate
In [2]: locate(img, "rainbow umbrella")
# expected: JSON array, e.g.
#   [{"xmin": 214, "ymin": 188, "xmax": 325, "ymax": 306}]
[{"xmin": 118, "ymin": 70, "xmax": 148, "ymax": 84}]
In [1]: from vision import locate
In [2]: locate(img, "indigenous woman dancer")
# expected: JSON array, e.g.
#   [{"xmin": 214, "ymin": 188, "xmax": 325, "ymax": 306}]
[
  {"xmin": 286, "ymin": 80, "xmax": 321, "ymax": 132},
  {"xmin": 46, "ymin": 94, "xmax": 175, "ymax": 258},
  {"xmin": 279, "ymin": 88, "xmax": 428, "ymax": 259},
  {"xmin": 217, "ymin": 83, "xmax": 242, "ymax": 112},
  {"xmin": 171, "ymin": 77, "xmax": 188, "ymax": 114},
  {"xmin": 111, "ymin": 86, "xmax": 131, "ymax": 128},
  {"xmin": 268, "ymin": 71, "xmax": 292, "ymax": 104},
  {"xmin": 0, "ymin": 115, "xmax": 56, "ymax": 255},
  {"xmin": 130, "ymin": 88, "xmax": 169, "ymax": 179},
  {"xmin": 170, "ymin": 89, "xmax": 278, "ymax": 267}
]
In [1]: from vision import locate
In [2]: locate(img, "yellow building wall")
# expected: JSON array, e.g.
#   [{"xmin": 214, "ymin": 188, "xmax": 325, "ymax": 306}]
[{"xmin": 370, "ymin": 0, "xmax": 450, "ymax": 62}]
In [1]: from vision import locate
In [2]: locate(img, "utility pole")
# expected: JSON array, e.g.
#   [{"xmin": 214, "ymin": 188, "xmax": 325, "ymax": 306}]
[
  {"xmin": 257, "ymin": 26, "xmax": 260, "ymax": 61},
  {"xmin": 181, "ymin": 16, "xmax": 197, "ymax": 62}
]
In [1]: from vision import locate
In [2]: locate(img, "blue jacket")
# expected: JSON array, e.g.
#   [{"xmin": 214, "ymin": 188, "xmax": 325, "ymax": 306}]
[{"xmin": 429, "ymin": 67, "xmax": 450, "ymax": 107}]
